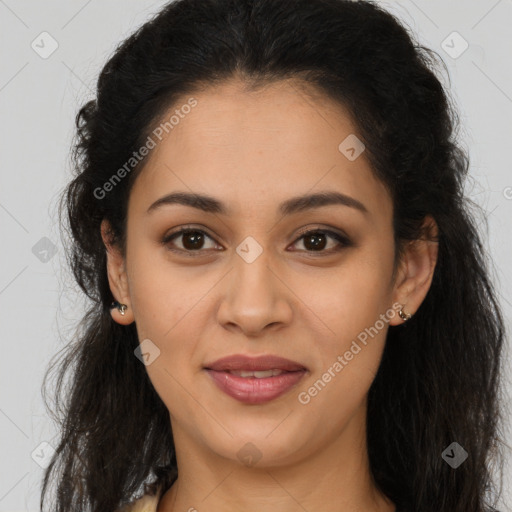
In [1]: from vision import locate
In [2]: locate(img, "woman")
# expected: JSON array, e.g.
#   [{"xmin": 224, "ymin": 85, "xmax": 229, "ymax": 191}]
[{"xmin": 40, "ymin": 0, "xmax": 507, "ymax": 511}]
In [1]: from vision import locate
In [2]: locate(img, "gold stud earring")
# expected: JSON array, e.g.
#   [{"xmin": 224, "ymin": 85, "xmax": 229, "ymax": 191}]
[{"xmin": 398, "ymin": 306, "xmax": 412, "ymax": 321}]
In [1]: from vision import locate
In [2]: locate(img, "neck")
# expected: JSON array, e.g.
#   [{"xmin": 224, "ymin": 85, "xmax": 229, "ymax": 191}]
[{"xmin": 157, "ymin": 402, "xmax": 395, "ymax": 512}]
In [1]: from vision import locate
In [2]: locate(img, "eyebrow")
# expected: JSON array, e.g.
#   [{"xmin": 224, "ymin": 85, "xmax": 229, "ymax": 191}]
[{"xmin": 146, "ymin": 190, "xmax": 369, "ymax": 216}]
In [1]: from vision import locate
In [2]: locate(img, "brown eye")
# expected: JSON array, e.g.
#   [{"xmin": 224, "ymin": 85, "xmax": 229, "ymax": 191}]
[
  {"xmin": 162, "ymin": 228, "xmax": 219, "ymax": 255},
  {"xmin": 291, "ymin": 229, "xmax": 352, "ymax": 254},
  {"xmin": 161, "ymin": 227, "xmax": 352, "ymax": 257},
  {"xmin": 302, "ymin": 232, "xmax": 328, "ymax": 251},
  {"xmin": 180, "ymin": 230, "xmax": 206, "ymax": 250}
]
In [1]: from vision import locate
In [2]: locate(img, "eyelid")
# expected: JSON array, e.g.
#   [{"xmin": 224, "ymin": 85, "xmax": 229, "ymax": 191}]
[{"xmin": 293, "ymin": 224, "xmax": 350, "ymax": 241}]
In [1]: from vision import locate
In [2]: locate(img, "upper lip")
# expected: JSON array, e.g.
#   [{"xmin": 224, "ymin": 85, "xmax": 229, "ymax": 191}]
[{"xmin": 204, "ymin": 354, "xmax": 307, "ymax": 372}]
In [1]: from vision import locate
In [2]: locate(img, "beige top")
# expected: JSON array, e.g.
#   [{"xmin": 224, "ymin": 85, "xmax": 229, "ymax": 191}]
[{"xmin": 117, "ymin": 487, "xmax": 163, "ymax": 512}]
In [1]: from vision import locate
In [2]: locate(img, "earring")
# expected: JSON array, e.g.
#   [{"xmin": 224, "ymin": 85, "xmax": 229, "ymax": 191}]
[
  {"xmin": 398, "ymin": 306, "xmax": 412, "ymax": 322},
  {"xmin": 110, "ymin": 300, "xmax": 128, "ymax": 316}
]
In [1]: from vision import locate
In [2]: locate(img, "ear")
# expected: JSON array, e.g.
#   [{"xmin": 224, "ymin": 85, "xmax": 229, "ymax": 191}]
[
  {"xmin": 101, "ymin": 219, "xmax": 134, "ymax": 325},
  {"xmin": 388, "ymin": 215, "xmax": 439, "ymax": 326}
]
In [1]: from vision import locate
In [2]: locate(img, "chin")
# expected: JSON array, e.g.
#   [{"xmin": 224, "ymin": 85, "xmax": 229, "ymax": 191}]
[{"xmin": 206, "ymin": 422, "xmax": 316, "ymax": 468}]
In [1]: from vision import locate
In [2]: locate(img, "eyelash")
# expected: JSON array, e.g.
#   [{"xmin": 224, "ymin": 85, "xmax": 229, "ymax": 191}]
[{"xmin": 161, "ymin": 226, "xmax": 353, "ymax": 257}]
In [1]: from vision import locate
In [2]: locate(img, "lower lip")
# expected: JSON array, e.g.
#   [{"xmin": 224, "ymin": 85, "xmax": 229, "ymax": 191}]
[{"xmin": 204, "ymin": 369, "xmax": 307, "ymax": 404}]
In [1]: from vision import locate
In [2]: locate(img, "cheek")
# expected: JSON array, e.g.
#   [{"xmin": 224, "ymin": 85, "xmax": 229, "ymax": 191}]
[
  {"xmin": 126, "ymin": 243, "xmax": 224, "ymax": 381},
  {"xmin": 126, "ymin": 248, "xmax": 207, "ymax": 411},
  {"xmin": 295, "ymin": 247, "xmax": 393, "ymax": 396},
  {"xmin": 297, "ymin": 300, "xmax": 389, "ymax": 431},
  {"xmin": 299, "ymin": 249, "xmax": 392, "ymax": 339},
  {"xmin": 127, "ymin": 242, "xmax": 201, "ymax": 336}
]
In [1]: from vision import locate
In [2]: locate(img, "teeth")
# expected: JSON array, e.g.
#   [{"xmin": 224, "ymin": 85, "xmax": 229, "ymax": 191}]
[{"xmin": 228, "ymin": 369, "xmax": 285, "ymax": 378}]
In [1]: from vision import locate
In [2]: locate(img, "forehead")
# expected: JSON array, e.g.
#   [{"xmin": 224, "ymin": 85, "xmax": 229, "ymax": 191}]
[{"xmin": 128, "ymin": 78, "xmax": 392, "ymax": 224}]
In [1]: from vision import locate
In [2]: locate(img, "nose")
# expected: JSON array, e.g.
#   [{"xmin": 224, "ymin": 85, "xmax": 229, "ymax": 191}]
[{"xmin": 216, "ymin": 253, "xmax": 293, "ymax": 337}]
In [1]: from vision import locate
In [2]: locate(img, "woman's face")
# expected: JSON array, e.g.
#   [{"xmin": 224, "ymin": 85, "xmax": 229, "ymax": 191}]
[{"xmin": 105, "ymin": 78, "xmax": 413, "ymax": 468}]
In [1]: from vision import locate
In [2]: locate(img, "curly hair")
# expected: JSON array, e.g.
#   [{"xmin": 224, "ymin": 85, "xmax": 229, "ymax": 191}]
[{"xmin": 40, "ymin": 1, "xmax": 508, "ymax": 511}]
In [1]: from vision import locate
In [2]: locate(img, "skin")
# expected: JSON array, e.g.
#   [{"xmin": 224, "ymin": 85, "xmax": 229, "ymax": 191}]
[{"xmin": 101, "ymin": 77, "xmax": 438, "ymax": 512}]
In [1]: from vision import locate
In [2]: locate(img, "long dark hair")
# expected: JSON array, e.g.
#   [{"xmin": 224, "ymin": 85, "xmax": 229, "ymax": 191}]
[{"xmin": 40, "ymin": 1, "xmax": 508, "ymax": 511}]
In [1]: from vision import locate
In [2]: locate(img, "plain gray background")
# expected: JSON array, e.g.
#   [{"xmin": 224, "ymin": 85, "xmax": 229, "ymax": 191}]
[{"xmin": 0, "ymin": 0, "xmax": 511, "ymax": 510}]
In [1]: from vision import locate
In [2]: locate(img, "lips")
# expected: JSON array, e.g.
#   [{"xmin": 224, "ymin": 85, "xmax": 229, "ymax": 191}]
[
  {"xmin": 203, "ymin": 354, "xmax": 307, "ymax": 404},
  {"xmin": 203, "ymin": 354, "xmax": 307, "ymax": 372}
]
